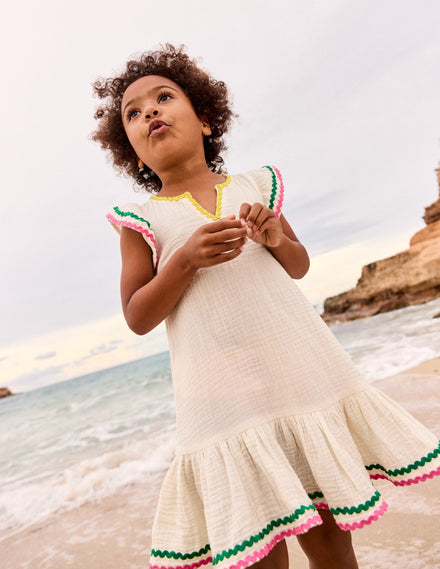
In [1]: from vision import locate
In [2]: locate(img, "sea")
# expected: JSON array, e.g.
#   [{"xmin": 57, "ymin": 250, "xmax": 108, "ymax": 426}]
[{"xmin": 1, "ymin": 298, "xmax": 440, "ymax": 540}]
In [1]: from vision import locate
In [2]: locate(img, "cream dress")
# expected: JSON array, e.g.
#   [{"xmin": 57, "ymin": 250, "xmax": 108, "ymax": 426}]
[{"xmin": 107, "ymin": 166, "xmax": 440, "ymax": 569}]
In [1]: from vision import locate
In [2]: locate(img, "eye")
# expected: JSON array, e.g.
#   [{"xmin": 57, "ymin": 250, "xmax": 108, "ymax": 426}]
[
  {"xmin": 126, "ymin": 108, "xmax": 140, "ymax": 121},
  {"xmin": 158, "ymin": 91, "xmax": 173, "ymax": 103}
]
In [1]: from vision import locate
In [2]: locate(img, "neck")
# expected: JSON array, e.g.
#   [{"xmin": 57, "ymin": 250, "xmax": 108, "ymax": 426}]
[{"xmin": 156, "ymin": 159, "xmax": 224, "ymax": 196}]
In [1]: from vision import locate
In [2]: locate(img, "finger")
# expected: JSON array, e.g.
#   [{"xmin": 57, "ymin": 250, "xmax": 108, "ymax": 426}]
[
  {"xmin": 210, "ymin": 227, "xmax": 248, "ymax": 243},
  {"xmin": 253, "ymin": 210, "xmax": 276, "ymax": 233},
  {"xmin": 255, "ymin": 217, "xmax": 276, "ymax": 235},
  {"xmin": 205, "ymin": 217, "xmax": 242, "ymax": 233},
  {"xmin": 210, "ymin": 245, "xmax": 244, "ymax": 265},
  {"xmin": 210, "ymin": 237, "xmax": 247, "ymax": 254},
  {"xmin": 245, "ymin": 203, "xmax": 265, "ymax": 227},
  {"xmin": 239, "ymin": 202, "xmax": 251, "ymax": 220}
]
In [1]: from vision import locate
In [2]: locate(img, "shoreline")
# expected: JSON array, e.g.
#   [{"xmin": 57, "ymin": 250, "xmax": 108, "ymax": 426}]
[{"xmin": 1, "ymin": 359, "xmax": 439, "ymax": 568}]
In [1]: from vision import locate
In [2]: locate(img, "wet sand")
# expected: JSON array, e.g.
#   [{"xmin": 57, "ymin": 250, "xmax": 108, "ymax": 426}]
[{"xmin": 1, "ymin": 361, "xmax": 439, "ymax": 569}]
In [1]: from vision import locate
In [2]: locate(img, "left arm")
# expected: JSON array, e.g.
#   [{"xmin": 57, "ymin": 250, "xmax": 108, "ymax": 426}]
[{"xmin": 239, "ymin": 203, "xmax": 310, "ymax": 279}]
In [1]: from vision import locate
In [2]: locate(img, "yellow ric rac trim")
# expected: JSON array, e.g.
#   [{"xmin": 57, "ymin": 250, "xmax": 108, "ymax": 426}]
[{"xmin": 150, "ymin": 175, "xmax": 231, "ymax": 220}]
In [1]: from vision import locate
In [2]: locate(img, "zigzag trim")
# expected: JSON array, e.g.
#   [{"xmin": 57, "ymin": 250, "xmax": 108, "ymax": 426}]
[
  {"xmin": 107, "ymin": 209, "xmax": 158, "ymax": 269},
  {"xmin": 149, "ymin": 558, "xmax": 212, "ymax": 569},
  {"xmin": 149, "ymin": 443, "xmax": 440, "ymax": 569},
  {"xmin": 151, "ymin": 544, "xmax": 210, "ymax": 561},
  {"xmin": 338, "ymin": 500, "xmax": 388, "ymax": 531},
  {"xmin": 331, "ymin": 490, "xmax": 381, "ymax": 516},
  {"xmin": 148, "ymin": 515, "xmax": 322, "ymax": 569},
  {"xmin": 221, "ymin": 516, "xmax": 322, "ymax": 569},
  {"xmin": 262, "ymin": 166, "xmax": 284, "ymax": 218},
  {"xmin": 149, "ymin": 175, "xmax": 231, "ymax": 221},
  {"xmin": 212, "ymin": 505, "xmax": 316, "ymax": 564},
  {"xmin": 307, "ymin": 491, "xmax": 324, "ymax": 500},
  {"xmin": 148, "ymin": 490, "xmax": 391, "ymax": 569},
  {"xmin": 370, "ymin": 465, "xmax": 440, "ymax": 486},
  {"xmin": 309, "ymin": 490, "xmax": 381, "ymax": 516},
  {"xmin": 272, "ymin": 167, "xmax": 285, "ymax": 218},
  {"xmin": 113, "ymin": 205, "xmax": 153, "ymax": 227},
  {"xmin": 365, "ymin": 441, "xmax": 440, "ymax": 477}
]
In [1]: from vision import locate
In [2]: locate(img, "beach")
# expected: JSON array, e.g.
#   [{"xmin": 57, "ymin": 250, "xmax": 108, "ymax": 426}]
[{"xmin": 1, "ymin": 358, "xmax": 439, "ymax": 569}]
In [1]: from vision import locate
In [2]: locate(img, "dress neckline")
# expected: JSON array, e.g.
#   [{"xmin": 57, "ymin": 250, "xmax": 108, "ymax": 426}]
[{"xmin": 149, "ymin": 175, "xmax": 232, "ymax": 220}]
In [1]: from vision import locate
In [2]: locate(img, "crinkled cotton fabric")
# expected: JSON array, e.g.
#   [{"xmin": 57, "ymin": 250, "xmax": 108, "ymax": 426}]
[{"xmin": 107, "ymin": 166, "xmax": 440, "ymax": 569}]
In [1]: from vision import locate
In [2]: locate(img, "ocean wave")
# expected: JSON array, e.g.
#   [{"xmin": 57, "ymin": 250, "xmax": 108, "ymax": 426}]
[{"xmin": 0, "ymin": 433, "xmax": 175, "ymax": 535}]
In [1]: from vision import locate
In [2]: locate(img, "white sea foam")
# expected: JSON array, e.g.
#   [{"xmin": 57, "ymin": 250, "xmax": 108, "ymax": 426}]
[
  {"xmin": 1, "ymin": 301, "xmax": 439, "ymax": 533},
  {"xmin": 0, "ymin": 433, "xmax": 175, "ymax": 534},
  {"xmin": 331, "ymin": 297, "xmax": 440, "ymax": 380}
]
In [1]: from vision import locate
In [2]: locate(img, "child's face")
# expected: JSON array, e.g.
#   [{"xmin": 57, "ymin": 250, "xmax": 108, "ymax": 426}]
[{"xmin": 121, "ymin": 75, "xmax": 211, "ymax": 174}]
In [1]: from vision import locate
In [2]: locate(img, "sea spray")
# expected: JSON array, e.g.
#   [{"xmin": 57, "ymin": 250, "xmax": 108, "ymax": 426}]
[{"xmin": 1, "ymin": 299, "xmax": 439, "ymax": 533}]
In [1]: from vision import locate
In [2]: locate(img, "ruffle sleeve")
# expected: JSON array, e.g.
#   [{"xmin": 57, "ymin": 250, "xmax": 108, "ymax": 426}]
[
  {"xmin": 246, "ymin": 165, "xmax": 285, "ymax": 218},
  {"xmin": 106, "ymin": 204, "xmax": 158, "ymax": 270}
]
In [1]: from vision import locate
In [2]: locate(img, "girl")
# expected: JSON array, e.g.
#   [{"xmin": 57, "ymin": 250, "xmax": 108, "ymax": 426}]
[{"xmin": 93, "ymin": 45, "xmax": 440, "ymax": 569}]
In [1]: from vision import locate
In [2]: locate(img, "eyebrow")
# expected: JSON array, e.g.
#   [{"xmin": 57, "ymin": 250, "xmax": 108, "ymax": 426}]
[{"xmin": 122, "ymin": 85, "xmax": 180, "ymax": 116}]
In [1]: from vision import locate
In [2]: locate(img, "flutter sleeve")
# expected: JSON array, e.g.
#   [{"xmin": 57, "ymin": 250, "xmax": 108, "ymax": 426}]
[
  {"xmin": 246, "ymin": 165, "xmax": 285, "ymax": 218},
  {"xmin": 106, "ymin": 204, "xmax": 158, "ymax": 270}
]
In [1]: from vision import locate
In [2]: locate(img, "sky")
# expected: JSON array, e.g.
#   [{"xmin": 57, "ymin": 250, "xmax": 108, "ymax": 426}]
[{"xmin": 1, "ymin": 0, "xmax": 440, "ymax": 392}]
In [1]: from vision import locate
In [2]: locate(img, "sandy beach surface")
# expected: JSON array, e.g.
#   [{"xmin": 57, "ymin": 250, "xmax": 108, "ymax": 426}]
[{"xmin": 1, "ymin": 359, "xmax": 439, "ymax": 569}]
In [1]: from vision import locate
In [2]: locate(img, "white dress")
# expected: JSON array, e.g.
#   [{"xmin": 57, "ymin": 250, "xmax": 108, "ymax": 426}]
[{"xmin": 107, "ymin": 166, "xmax": 440, "ymax": 569}]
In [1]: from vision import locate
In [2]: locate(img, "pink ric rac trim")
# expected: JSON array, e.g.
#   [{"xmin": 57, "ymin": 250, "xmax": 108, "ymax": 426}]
[
  {"xmin": 148, "ymin": 515, "xmax": 322, "ymax": 569},
  {"xmin": 337, "ymin": 500, "xmax": 388, "ymax": 532},
  {"xmin": 272, "ymin": 167, "xmax": 285, "ymax": 218},
  {"xmin": 149, "ymin": 558, "xmax": 212, "ymax": 569},
  {"xmin": 107, "ymin": 213, "xmax": 158, "ymax": 267},
  {"xmin": 370, "ymin": 464, "xmax": 440, "ymax": 486},
  {"xmin": 149, "ymin": 559, "xmax": 212, "ymax": 569},
  {"xmin": 225, "ymin": 515, "xmax": 322, "ymax": 569}
]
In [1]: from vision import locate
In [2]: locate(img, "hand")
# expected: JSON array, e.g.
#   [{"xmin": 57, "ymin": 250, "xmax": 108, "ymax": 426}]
[
  {"xmin": 239, "ymin": 203, "xmax": 283, "ymax": 248},
  {"xmin": 179, "ymin": 215, "xmax": 248, "ymax": 270}
]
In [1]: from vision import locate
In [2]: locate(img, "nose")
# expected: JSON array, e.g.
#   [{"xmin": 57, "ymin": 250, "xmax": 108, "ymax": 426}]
[{"xmin": 145, "ymin": 109, "xmax": 159, "ymax": 120}]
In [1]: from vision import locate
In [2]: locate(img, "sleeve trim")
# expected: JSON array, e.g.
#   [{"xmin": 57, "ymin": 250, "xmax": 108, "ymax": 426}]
[
  {"xmin": 262, "ymin": 165, "xmax": 285, "ymax": 218},
  {"xmin": 106, "ymin": 208, "xmax": 158, "ymax": 270}
]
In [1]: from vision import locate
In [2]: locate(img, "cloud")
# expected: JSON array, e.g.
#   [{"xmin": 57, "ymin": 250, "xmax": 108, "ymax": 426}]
[
  {"xmin": 78, "ymin": 344, "xmax": 118, "ymax": 362},
  {"xmin": 10, "ymin": 364, "xmax": 70, "ymax": 392},
  {"xmin": 35, "ymin": 351, "xmax": 57, "ymax": 360}
]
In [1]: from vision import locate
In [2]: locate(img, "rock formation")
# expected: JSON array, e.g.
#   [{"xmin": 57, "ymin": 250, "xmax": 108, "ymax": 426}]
[
  {"xmin": 322, "ymin": 164, "xmax": 440, "ymax": 323},
  {"xmin": 0, "ymin": 387, "xmax": 13, "ymax": 399}
]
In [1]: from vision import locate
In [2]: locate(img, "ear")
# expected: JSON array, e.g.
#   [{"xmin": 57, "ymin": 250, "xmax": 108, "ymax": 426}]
[
  {"xmin": 201, "ymin": 120, "xmax": 212, "ymax": 137},
  {"xmin": 138, "ymin": 159, "xmax": 145, "ymax": 169}
]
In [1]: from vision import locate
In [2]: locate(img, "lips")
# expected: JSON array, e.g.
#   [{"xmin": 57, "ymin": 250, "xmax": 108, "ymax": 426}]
[{"xmin": 148, "ymin": 119, "xmax": 168, "ymax": 136}]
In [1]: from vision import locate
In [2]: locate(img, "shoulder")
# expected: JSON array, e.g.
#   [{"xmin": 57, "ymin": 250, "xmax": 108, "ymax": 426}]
[
  {"xmin": 106, "ymin": 201, "xmax": 158, "ymax": 269},
  {"xmin": 236, "ymin": 165, "xmax": 285, "ymax": 217}
]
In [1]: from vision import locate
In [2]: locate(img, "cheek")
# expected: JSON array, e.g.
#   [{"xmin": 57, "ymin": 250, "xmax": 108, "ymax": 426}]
[{"xmin": 125, "ymin": 128, "xmax": 143, "ymax": 155}]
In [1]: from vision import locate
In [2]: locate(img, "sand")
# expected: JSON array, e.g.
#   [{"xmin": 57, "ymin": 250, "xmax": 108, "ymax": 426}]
[{"xmin": 1, "ymin": 359, "xmax": 439, "ymax": 569}]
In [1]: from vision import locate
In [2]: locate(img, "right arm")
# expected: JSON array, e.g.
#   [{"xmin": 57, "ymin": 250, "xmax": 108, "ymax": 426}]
[{"xmin": 120, "ymin": 215, "xmax": 247, "ymax": 335}]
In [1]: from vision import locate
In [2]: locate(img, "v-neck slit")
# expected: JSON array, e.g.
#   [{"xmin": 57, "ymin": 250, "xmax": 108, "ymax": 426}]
[{"xmin": 149, "ymin": 175, "xmax": 232, "ymax": 220}]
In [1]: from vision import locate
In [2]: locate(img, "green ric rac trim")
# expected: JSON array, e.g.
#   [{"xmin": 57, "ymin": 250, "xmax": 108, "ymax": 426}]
[
  {"xmin": 365, "ymin": 441, "xmax": 440, "ymax": 477},
  {"xmin": 262, "ymin": 165, "xmax": 278, "ymax": 211},
  {"xmin": 151, "ymin": 544, "xmax": 210, "ymax": 560},
  {"xmin": 308, "ymin": 491, "xmax": 324, "ymax": 500},
  {"xmin": 308, "ymin": 490, "xmax": 381, "ymax": 516},
  {"xmin": 113, "ymin": 205, "xmax": 152, "ymax": 228},
  {"xmin": 330, "ymin": 490, "xmax": 380, "ymax": 516},
  {"xmin": 150, "ymin": 490, "xmax": 386, "ymax": 563},
  {"xmin": 212, "ymin": 504, "xmax": 316, "ymax": 564}
]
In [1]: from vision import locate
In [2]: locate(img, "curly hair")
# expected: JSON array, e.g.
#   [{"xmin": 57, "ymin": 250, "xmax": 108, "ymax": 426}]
[{"xmin": 91, "ymin": 44, "xmax": 234, "ymax": 192}]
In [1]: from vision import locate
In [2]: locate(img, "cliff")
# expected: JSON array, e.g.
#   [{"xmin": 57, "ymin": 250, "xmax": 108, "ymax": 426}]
[
  {"xmin": 322, "ymin": 165, "xmax": 440, "ymax": 323},
  {"xmin": 0, "ymin": 387, "xmax": 13, "ymax": 399}
]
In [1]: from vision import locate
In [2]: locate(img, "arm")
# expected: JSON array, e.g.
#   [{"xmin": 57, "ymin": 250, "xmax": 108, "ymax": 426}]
[
  {"xmin": 120, "ymin": 215, "xmax": 247, "ymax": 335},
  {"xmin": 266, "ymin": 214, "xmax": 310, "ymax": 279},
  {"xmin": 239, "ymin": 203, "xmax": 310, "ymax": 279}
]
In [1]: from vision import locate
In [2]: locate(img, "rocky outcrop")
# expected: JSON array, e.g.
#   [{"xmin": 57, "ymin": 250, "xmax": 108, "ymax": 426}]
[
  {"xmin": 0, "ymin": 387, "xmax": 13, "ymax": 399},
  {"xmin": 424, "ymin": 167, "xmax": 440, "ymax": 224},
  {"xmin": 322, "ymin": 165, "xmax": 440, "ymax": 323}
]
